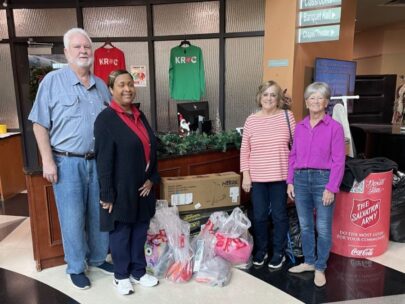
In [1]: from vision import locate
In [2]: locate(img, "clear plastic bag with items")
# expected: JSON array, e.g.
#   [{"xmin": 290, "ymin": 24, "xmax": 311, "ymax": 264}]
[
  {"xmin": 150, "ymin": 204, "xmax": 193, "ymax": 283},
  {"xmin": 195, "ymin": 256, "xmax": 232, "ymax": 287},
  {"xmin": 164, "ymin": 218, "xmax": 194, "ymax": 283},
  {"xmin": 191, "ymin": 211, "xmax": 229, "ymax": 273},
  {"xmin": 214, "ymin": 207, "xmax": 253, "ymax": 265},
  {"xmin": 145, "ymin": 200, "xmax": 170, "ymax": 276}
]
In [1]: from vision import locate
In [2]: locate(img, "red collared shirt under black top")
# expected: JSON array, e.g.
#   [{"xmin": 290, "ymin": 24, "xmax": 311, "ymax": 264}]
[{"xmin": 110, "ymin": 100, "xmax": 150, "ymax": 166}]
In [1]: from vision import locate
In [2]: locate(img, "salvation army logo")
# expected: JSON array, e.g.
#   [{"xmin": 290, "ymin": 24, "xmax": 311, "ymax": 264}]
[{"xmin": 350, "ymin": 199, "xmax": 380, "ymax": 229}]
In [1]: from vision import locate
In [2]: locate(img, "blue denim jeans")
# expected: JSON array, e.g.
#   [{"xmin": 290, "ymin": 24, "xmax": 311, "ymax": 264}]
[
  {"xmin": 53, "ymin": 156, "xmax": 109, "ymax": 274},
  {"xmin": 251, "ymin": 181, "xmax": 289, "ymax": 256},
  {"xmin": 294, "ymin": 169, "xmax": 335, "ymax": 271}
]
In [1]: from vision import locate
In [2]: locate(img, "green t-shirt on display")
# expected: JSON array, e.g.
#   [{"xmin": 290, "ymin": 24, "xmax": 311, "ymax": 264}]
[{"xmin": 169, "ymin": 45, "xmax": 206, "ymax": 101}]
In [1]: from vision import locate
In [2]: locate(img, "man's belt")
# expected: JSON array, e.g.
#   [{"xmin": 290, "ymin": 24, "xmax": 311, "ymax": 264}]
[{"xmin": 53, "ymin": 150, "xmax": 95, "ymax": 160}]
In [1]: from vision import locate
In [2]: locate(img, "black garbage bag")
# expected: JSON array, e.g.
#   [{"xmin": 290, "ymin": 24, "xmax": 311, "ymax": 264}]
[
  {"xmin": 390, "ymin": 174, "xmax": 405, "ymax": 242},
  {"xmin": 286, "ymin": 204, "xmax": 303, "ymax": 257}
]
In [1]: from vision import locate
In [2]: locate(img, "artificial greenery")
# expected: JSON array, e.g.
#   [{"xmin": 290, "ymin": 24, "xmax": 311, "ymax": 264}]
[
  {"xmin": 29, "ymin": 66, "xmax": 53, "ymax": 101},
  {"xmin": 157, "ymin": 130, "xmax": 241, "ymax": 157}
]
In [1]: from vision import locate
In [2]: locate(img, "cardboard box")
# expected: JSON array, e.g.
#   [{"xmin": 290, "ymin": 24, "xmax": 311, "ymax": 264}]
[
  {"xmin": 160, "ymin": 172, "xmax": 240, "ymax": 212},
  {"xmin": 180, "ymin": 205, "xmax": 244, "ymax": 237}
]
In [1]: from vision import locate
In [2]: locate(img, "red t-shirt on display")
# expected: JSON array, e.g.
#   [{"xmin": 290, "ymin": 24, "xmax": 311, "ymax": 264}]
[{"xmin": 94, "ymin": 46, "xmax": 126, "ymax": 84}]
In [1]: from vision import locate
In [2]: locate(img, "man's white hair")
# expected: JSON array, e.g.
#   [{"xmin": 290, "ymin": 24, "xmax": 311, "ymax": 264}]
[{"xmin": 63, "ymin": 28, "xmax": 92, "ymax": 49}]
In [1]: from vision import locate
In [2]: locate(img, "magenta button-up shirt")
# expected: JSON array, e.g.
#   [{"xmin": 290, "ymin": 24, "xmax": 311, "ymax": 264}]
[{"xmin": 287, "ymin": 114, "xmax": 345, "ymax": 193}]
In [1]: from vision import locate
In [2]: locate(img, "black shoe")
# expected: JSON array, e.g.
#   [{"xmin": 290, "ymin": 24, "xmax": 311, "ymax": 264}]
[
  {"xmin": 90, "ymin": 261, "xmax": 114, "ymax": 275},
  {"xmin": 70, "ymin": 273, "xmax": 90, "ymax": 290},
  {"xmin": 268, "ymin": 254, "xmax": 286, "ymax": 269},
  {"xmin": 252, "ymin": 252, "xmax": 268, "ymax": 266}
]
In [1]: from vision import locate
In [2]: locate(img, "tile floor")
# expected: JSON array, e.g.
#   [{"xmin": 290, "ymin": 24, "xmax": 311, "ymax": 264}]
[
  {"xmin": 0, "ymin": 217, "xmax": 302, "ymax": 304},
  {"xmin": 1, "ymin": 194, "xmax": 405, "ymax": 304}
]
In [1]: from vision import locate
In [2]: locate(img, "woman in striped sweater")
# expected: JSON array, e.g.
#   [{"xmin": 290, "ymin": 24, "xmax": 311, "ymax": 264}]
[{"xmin": 240, "ymin": 80, "xmax": 296, "ymax": 268}]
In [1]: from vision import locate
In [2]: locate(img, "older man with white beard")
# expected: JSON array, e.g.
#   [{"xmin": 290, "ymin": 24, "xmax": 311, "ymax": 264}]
[{"xmin": 29, "ymin": 28, "xmax": 113, "ymax": 289}]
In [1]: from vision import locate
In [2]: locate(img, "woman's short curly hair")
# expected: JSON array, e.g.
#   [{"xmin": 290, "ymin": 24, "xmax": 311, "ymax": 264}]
[{"xmin": 255, "ymin": 80, "xmax": 284, "ymax": 108}]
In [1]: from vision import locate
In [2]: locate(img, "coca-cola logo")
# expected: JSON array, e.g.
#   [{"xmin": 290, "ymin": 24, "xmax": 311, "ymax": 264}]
[
  {"xmin": 351, "ymin": 248, "xmax": 374, "ymax": 256},
  {"xmin": 351, "ymin": 199, "xmax": 380, "ymax": 229}
]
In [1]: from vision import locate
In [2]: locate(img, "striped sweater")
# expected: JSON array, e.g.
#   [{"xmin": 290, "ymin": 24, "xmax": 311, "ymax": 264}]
[{"xmin": 240, "ymin": 110, "xmax": 295, "ymax": 182}]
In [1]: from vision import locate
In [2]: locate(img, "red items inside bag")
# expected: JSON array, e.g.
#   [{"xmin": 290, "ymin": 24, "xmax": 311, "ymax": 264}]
[
  {"xmin": 166, "ymin": 259, "xmax": 193, "ymax": 283},
  {"xmin": 213, "ymin": 207, "xmax": 253, "ymax": 264},
  {"xmin": 214, "ymin": 232, "xmax": 252, "ymax": 264}
]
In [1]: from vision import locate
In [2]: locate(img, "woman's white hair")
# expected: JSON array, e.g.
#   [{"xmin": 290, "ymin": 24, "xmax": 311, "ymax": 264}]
[
  {"xmin": 304, "ymin": 82, "xmax": 331, "ymax": 100},
  {"xmin": 63, "ymin": 28, "xmax": 92, "ymax": 49}
]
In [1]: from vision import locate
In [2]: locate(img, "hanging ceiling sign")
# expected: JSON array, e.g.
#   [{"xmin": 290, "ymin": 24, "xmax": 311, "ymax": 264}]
[
  {"xmin": 299, "ymin": 7, "xmax": 341, "ymax": 27},
  {"xmin": 297, "ymin": 24, "xmax": 340, "ymax": 43},
  {"xmin": 299, "ymin": 0, "xmax": 342, "ymax": 10}
]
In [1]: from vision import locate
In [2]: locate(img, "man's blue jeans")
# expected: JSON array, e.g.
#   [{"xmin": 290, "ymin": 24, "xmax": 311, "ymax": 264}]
[
  {"xmin": 53, "ymin": 156, "xmax": 109, "ymax": 274},
  {"xmin": 294, "ymin": 169, "xmax": 335, "ymax": 271},
  {"xmin": 251, "ymin": 181, "xmax": 289, "ymax": 256}
]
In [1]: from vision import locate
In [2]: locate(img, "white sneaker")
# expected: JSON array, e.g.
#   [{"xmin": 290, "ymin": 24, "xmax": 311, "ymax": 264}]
[
  {"xmin": 113, "ymin": 278, "xmax": 134, "ymax": 295},
  {"xmin": 129, "ymin": 274, "xmax": 159, "ymax": 287}
]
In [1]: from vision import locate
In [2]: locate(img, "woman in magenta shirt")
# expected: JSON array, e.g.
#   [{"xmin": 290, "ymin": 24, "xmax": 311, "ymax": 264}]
[{"xmin": 287, "ymin": 82, "xmax": 345, "ymax": 287}]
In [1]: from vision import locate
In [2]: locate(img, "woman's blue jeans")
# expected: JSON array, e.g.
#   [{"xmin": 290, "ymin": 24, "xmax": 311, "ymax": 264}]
[
  {"xmin": 294, "ymin": 169, "xmax": 335, "ymax": 271},
  {"xmin": 251, "ymin": 181, "xmax": 289, "ymax": 256},
  {"xmin": 53, "ymin": 156, "xmax": 109, "ymax": 274}
]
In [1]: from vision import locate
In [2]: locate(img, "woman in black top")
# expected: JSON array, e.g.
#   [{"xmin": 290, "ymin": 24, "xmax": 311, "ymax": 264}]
[{"xmin": 94, "ymin": 70, "xmax": 159, "ymax": 295}]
